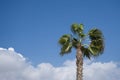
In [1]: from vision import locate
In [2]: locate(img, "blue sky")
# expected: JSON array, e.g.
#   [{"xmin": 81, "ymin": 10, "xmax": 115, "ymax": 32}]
[{"xmin": 0, "ymin": 0, "xmax": 120, "ymax": 66}]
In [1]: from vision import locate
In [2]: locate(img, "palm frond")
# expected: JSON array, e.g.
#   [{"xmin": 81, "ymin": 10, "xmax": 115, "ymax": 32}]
[
  {"xmin": 59, "ymin": 34, "xmax": 71, "ymax": 45},
  {"xmin": 58, "ymin": 34, "xmax": 72, "ymax": 56},
  {"xmin": 81, "ymin": 46, "xmax": 91, "ymax": 59},
  {"xmin": 89, "ymin": 28, "xmax": 103, "ymax": 40},
  {"xmin": 72, "ymin": 38, "xmax": 79, "ymax": 48},
  {"xmin": 60, "ymin": 42, "xmax": 72, "ymax": 56},
  {"xmin": 88, "ymin": 28, "xmax": 104, "ymax": 56},
  {"xmin": 77, "ymin": 24, "xmax": 84, "ymax": 33},
  {"xmin": 71, "ymin": 24, "xmax": 85, "ymax": 38},
  {"xmin": 89, "ymin": 39, "xmax": 104, "ymax": 55},
  {"xmin": 71, "ymin": 24, "xmax": 79, "ymax": 34}
]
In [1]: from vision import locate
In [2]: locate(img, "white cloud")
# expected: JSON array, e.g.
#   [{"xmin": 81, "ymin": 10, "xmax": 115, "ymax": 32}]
[
  {"xmin": 0, "ymin": 47, "xmax": 120, "ymax": 80},
  {"xmin": 83, "ymin": 61, "xmax": 120, "ymax": 80},
  {"xmin": 8, "ymin": 47, "xmax": 15, "ymax": 51}
]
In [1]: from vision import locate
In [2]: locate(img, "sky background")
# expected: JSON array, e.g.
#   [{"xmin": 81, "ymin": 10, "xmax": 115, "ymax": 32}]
[{"xmin": 0, "ymin": 0, "xmax": 120, "ymax": 67}]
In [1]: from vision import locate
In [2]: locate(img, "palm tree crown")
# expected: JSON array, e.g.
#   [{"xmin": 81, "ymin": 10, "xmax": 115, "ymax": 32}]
[{"xmin": 58, "ymin": 23, "xmax": 104, "ymax": 59}]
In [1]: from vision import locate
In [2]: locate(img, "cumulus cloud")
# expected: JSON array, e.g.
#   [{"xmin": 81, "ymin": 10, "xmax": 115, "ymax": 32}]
[
  {"xmin": 0, "ymin": 47, "xmax": 120, "ymax": 80},
  {"xmin": 83, "ymin": 61, "xmax": 120, "ymax": 80}
]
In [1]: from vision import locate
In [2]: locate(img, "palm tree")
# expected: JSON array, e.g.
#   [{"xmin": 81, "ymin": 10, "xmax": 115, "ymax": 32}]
[{"xmin": 58, "ymin": 23, "xmax": 104, "ymax": 80}]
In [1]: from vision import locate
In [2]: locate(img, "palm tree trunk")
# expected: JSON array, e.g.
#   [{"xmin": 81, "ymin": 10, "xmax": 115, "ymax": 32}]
[{"xmin": 76, "ymin": 44, "xmax": 83, "ymax": 80}]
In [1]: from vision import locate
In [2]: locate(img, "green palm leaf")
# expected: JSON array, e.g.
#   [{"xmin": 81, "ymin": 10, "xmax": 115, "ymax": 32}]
[
  {"xmin": 71, "ymin": 24, "xmax": 85, "ymax": 38},
  {"xmin": 72, "ymin": 38, "xmax": 79, "ymax": 48},
  {"xmin": 81, "ymin": 46, "xmax": 91, "ymax": 59},
  {"xmin": 71, "ymin": 24, "xmax": 79, "ymax": 34},
  {"xmin": 60, "ymin": 42, "xmax": 72, "ymax": 55},
  {"xmin": 58, "ymin": 34, "xmax": 72, "ymax": 55},
  {"xmin": 59, "ymin": 34, "xmax": 71, "ymax": 45},
  {"xmin": 88, "ymin": 28, "xmax": 104, "ymax": 56},
  {"xmin": 89, "ymin": 28, "xmax": 103, "ymax": 40}
]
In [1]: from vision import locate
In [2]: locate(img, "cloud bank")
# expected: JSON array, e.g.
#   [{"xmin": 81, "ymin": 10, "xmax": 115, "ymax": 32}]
[{"xmin": 0, "ymin": 47, "xmax": 120, "ymax": 80}]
